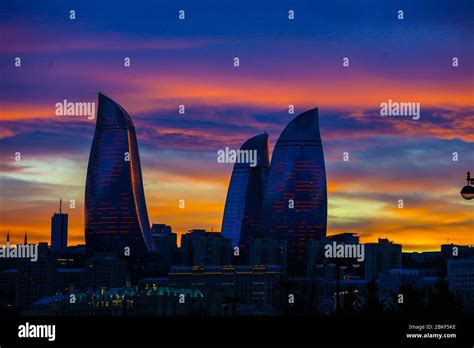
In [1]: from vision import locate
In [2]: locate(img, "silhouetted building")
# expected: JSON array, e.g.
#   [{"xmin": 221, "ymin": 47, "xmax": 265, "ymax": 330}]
[
  {"xmin": 402, "ymin": 251, "xmax": 444, "ymax": 277},
  {"xmin": 56, "ymin": 268, "xmax": 84, "ymax": 292},
  {"xmin": 85, "ymin": 93, "xmax": 154, "ymax": 256},
  {"xmin": 221, "ymin": 133, "xmax": 270, "ymax": 252},
  {"xmin": 180, "ymin": 230, "xmax": 232, "ymax": 266},
  {"xmin": 0, "ymin": 233, "xmax": 16, "ymax": 270},
  {"xmin": 263, "ymin": 108, "xmax": 327, "ymax": 273},
  {"xmin": 51, "ymin": 199, "xmax": 68, "ymax": 252},
  {"xmin": 448, "ymin": 257, "xmax": 474, "ymax": 314},
  {"xmin": 16, "ymin": 242, "xmax": 55, "ymax": 309},
  {"xmin": 328, "ymin": 232, "xmax": 359, "ymax": 244},
  {"xmin": 151, "ymin": 224, "xmax": 177, "ymax": 272},
  {"xmin": 403, "ymin": 244, "xmax": 474, "ymax": 278},
  {"xmin": 54, "ymin": 245, "xmax": 88, "ymax": 268},
  {"xmin": 441, "ymin": 244, "xmax": 474, "ymax": 259},
  {"xmin": 307, "ymin": 239, "xmax": 328, "ymax": 276},
  {"xmin": 169, "ymin": 265, "xmax": 282, "ymax": 313},
  {"xmin": 249, "ymin": 239, "xmax": 287, "ymax": 270},
  {"xmin": 364, "ymin": 238, "xmax": 402, "ymax": 280},
  {"xmin": 151, "ymin": 224, "xmax": 172, "ymax": 235},
  {"xmin": 378, "ymin": 268, "xmax": 436, "ymax": 301},
  {"xmin": 84, "ymin": 253, "xmax": 128, "ymax": 289},
  {"xmin": 307, "ymin": 233, "xmax": 363, "ymax": 280}
]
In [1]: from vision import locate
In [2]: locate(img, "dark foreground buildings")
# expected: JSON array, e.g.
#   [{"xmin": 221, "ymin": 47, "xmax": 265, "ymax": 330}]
[
  {"xmin": 180, "ymin": 230, "xmax": 232, "ymax": 266},
  {"xmin": 84, "ymin": 93, "xmax": 154, "ymax": 256}
]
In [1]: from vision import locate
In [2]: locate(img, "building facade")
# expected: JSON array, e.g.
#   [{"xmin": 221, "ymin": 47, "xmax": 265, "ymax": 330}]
[
  {"xmin": 448, "ymin": 257, "xmax": 474, "ymax": 314},
  {"xmin": 221, "ymin": 133, "xmax": 270, "ymax": 250},
  {"xmin": 179, "ymin": 230, "xmax": 232, "ymax": 266},
  {"xmin": 169, "ymin": 265, "xmax": 282, "ymax": 313},
  {"xmin": 151, "ymin": 224, "xmax": 178, "ymax": 272},
  {"xmin": 263, "ymin": 108, "xmax": 327, "ymax": 273},
  {"xmin": 249, "ymin": 239, "xmax": 287, "ymax": 271},
  {"xmin": 51, "ymin": 200, "xmax": 68, "ymax": 252},
  {"xmin": 85, "ymin": 93, "xmax": 154, "ymax": 256},
  {"xmin": 364, "ymin": 238, "xmax": 402, "ymax": 280}
]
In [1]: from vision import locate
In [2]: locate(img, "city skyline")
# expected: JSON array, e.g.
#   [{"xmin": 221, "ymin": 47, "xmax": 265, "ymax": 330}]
[{"xmin": 1, "ymin": 0, "xmax": 473, "ymax": 251}]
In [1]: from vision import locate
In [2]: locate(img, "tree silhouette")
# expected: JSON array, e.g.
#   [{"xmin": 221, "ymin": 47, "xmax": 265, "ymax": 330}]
[
  {"xmin": 386, "ymin": 281, "xmax": 426, "ymax": 316},
  {"xmin": 425, "ymin": 278, "xmax": 463, "ymax": 317},
  {"xmin": 356, "ymin": 278, "xmax": 385, "ymax": 316}
]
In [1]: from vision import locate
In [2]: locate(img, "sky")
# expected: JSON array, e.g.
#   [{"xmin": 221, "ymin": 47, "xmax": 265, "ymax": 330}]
[{"xmin": 0, "ymin": 0, "xmax": 473, "ymax": 251}]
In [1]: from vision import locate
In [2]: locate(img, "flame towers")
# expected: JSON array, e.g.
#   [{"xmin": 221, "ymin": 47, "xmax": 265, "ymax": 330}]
[
  {"xmin": 221, "ymin": 133, "xmax": 270, "ymax": 250},
  {"xmin": 263, "ymin": 108, "xmax": 327, "ymax": 272},
  {"xmin": 85, "ymin": 93, "xmax": 154, "ymax": 256},
  {"xmin": 221, "ymin": 108, "xmax": 327, "ymax": 272}
]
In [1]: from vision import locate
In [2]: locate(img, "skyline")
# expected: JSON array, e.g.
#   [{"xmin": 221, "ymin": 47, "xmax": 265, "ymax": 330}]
[{"xmin": 0, "ymin": 0, "xmax": 473, "ymax": 251}]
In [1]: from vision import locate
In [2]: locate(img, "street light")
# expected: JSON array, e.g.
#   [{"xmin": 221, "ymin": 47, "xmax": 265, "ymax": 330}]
[{"xmin": 460, "ymin": 171, "xmax": 474, "ymax": 200}]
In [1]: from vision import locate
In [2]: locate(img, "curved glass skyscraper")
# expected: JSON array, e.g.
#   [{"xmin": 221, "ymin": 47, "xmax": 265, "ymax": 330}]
[
  {"xmin": 221, "ymin": 133, "xmax": 270, "ymax": 250},
  {"xmin": 263, "ymin": 108, "xmax": 327, "ymax": 272},
  {"xmin": 85, "ymin": 93, "xmax": 154, "ymax": 255}
]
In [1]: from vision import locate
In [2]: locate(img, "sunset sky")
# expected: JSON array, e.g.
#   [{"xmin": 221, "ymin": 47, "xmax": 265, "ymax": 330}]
[{"xmin": 0, "ymin": 0, "xmax": 472, "ymax": 251}]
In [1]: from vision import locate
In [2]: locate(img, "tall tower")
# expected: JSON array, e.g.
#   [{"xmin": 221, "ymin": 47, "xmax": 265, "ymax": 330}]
[
  {"xmin": 221, "ymin": 133, "xmax": 270, "ymax": 250},
  {"xmin": 85, "ymin": 93, "xmax": 154, "ymax": 255},
  {"xmin": 262, "ymin": 108, "xmax": 327, "ymax": 273},
  {"xmin": 51, "ymin": 198, "xmax": 68, "ymax": 252}
]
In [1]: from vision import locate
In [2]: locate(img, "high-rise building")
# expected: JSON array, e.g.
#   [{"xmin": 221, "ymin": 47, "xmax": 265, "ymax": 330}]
[
  {"xmin": 263, "ymin": 108, "xmax": 327, "ymax": 272},
  {"xmin": 364, "ymin": 238, "xmax": 402, "ymax": 280},
  {"xmin": 151, "ymin": 223, "xmax": 177, "ymax": 271},
  {"xmin": 221, "ymin": 133, "xmax": 270, "ymax": 250},
  {"xmin": 51, "ymin": 199, "xmax": 68, "ymax": 252},
  {"xmin": 85, "ymin": 93, "xmax": 154, "ymax": 256},
  {"xmin": 180, "ymin": 230, "xmax": 232, "ymax": 266}
]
